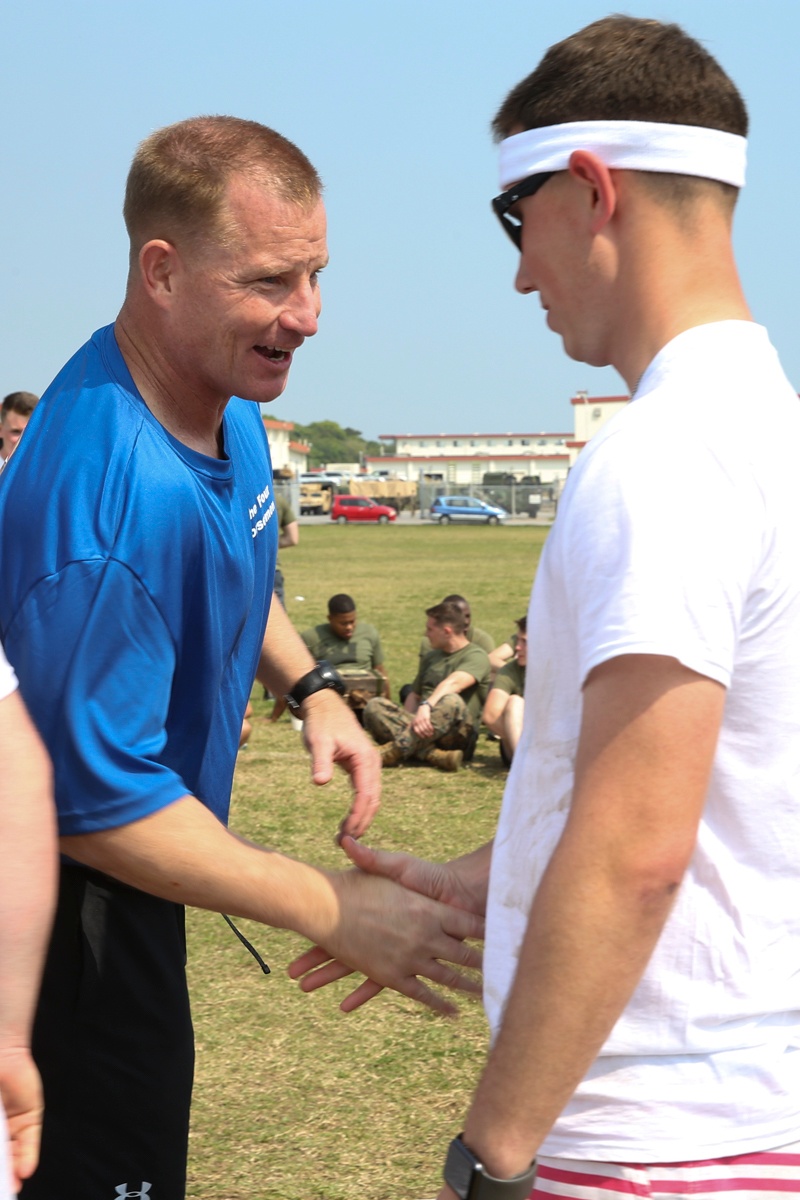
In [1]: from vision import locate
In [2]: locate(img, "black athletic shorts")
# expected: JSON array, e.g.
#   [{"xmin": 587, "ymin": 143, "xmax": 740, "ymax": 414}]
[{"xmin": 21, "ymin": 865, "xmax": 195, "ymax": 1200}]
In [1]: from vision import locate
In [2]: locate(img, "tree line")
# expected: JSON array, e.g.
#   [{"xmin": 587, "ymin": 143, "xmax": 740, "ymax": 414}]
[{"xmin": 266, "ymin": 416, "xmax": 391, "ymax": 469}]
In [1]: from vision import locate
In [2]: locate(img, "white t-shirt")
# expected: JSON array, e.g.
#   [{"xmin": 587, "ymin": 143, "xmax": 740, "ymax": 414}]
[
  {"xmin": 0, "ymin": 643, "xmax": 17, "ymax": 702},
  {"xmin": 485, "ymin": 322, "xmax": 800, "ymax": 1161}
]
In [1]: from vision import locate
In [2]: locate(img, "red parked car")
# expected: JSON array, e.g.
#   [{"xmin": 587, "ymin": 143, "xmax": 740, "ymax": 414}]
[{"xmin": 331, "ymin": 496, "xmax": 397, "ymax": 524}]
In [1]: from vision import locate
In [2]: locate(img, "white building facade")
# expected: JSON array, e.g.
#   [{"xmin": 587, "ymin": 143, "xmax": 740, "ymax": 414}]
[
  {"xmin": 567, "ymin": 392, "xmax": 629, "ymax": 464},
  {"xmin": 367, "ymin": 392, "xmax": 630, "ymax": 484},
  {"xmin": 262, "ymin": 417, "xmax": 309, "ymax": 474}
]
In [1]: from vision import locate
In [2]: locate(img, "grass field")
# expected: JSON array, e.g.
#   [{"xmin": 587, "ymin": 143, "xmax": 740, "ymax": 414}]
[{"xmin": 185, "ymin": 521, "xmax": 549, "ymax": 1200}]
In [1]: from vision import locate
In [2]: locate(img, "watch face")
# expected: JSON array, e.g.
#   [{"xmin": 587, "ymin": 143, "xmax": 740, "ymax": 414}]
[
  {"xmin": 444, "ymin": 1138, "xmax": 477, "ymax": 1200},
  {"xmin": 316, "ymin": 661, "xmax": 346, "ymax": 696}
]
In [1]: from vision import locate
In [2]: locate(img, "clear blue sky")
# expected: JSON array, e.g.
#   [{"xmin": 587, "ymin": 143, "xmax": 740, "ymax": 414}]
[{"xmin": 4, "ymin": 1, "xmax": 798, "ymax": 440}]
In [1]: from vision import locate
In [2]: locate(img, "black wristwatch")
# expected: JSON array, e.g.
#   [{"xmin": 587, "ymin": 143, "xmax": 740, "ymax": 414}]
[
  {"xmin": 444, "ymin": 1136, "xmax": 536, "ymax": 1200},
  {"xmin": 285, "ymin": 660, "xmax": 346, "ymax": 713}
]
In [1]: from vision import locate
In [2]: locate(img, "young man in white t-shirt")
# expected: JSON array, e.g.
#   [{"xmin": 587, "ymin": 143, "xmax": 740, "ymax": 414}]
[
  {"xmin": 0, "ymin": 646, "xmax": 56, "ymax": 1198},
  {"xmin": 302, "ymin": 15, "xmax": 800, "ymax": 1199}
]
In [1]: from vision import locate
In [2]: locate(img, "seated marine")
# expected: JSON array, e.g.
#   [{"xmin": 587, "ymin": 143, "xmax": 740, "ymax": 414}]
[
  {"xmin": 482, "ymin": 615, "xmax": 527, "ymax": 766},
  {"xmin": 301, "ymin": 593, "xmax": 390, "ymax": 699},
  {"xmin": 365, "ymin": 598, "xmax": 490, "ymax": 773},
  {"xmin": 417, "ymin": 593, "xmax": 494, "ymax": 660}
]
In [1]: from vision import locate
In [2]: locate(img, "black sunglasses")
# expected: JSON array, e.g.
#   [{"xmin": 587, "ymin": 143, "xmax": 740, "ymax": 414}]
[{"xmin": 491, "ymin": 171, "xmax": 556, "ymax": 249}]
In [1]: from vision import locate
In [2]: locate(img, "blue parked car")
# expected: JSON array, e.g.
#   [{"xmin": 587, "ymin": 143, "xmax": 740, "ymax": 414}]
[{"xmin": 429, "ymin": 495, "xmax": 509, "ymax": 525}]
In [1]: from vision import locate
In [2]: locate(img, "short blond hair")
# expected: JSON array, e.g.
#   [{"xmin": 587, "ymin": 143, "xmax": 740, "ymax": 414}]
[{"xmin": 123, "ymin": 115, "xmax": 322, "ymax": 256}]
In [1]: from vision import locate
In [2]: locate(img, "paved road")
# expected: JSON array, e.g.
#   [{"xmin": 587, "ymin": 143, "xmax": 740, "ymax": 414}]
[{"xmin": 298, "ymin": 508, "xmax": 556, "ymax": 528}]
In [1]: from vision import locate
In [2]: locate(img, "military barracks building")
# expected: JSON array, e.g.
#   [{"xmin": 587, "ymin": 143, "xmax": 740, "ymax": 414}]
[
  {"xmin": 366, "ymin": 393, "xmax": 628, "ymax": 486},
  {"xmin": 262, "ymin": 417, "xmax": 310, "ymax": 474}
]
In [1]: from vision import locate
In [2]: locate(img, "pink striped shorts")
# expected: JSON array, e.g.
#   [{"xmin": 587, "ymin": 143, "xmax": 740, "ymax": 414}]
[{"xmin": 532, "ymin": 1143, "xmax": 800, "ymax": 1200}]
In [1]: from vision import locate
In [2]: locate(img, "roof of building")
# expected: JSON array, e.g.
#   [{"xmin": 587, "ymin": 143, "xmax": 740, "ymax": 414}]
[
  {"xmin": 569, "ymin": 394, "xmax": 629, "ymax": 406},
  {"xmin": 379, "ymin": 431, "xmax": 573, "ymax": 440},
  {"xmin": 365, "ymin": 452, "xmax": 570, "ymax": 464},
  {"xmin": 263, "ymin": 417, "xmax": 295, "ymax": 432}
]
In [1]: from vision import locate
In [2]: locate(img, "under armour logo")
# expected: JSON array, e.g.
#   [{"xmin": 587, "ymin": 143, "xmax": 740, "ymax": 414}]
[{"xmin": 114, "ymin": 1185, "xmax": 151, "ymax": 1199}]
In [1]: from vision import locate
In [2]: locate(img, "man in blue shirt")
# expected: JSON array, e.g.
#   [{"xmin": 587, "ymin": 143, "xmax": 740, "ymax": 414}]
[{"xmin": 0, "ymin": 116, "xmax": 482, "ymax": 1200}]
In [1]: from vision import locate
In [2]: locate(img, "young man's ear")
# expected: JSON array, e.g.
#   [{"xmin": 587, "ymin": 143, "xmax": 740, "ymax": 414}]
[{"xmin": 568, "ymin": 150, "xmax": 618, "ymax": 233}]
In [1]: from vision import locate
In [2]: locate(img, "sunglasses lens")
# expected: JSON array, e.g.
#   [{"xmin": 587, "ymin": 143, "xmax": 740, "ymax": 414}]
[
  {"xmin": 493, "ymin": 171, "xmax": 555, "ymax": 249},
  {"xmin": 505, "ymin": 216, "xmax": 522, "ymax": 249}
]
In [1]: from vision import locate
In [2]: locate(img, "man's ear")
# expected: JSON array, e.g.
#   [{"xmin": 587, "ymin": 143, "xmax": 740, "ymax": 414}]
[
  {"xmin": 138, "ymin": 240, "xmax": 181, "ymax": 308},
  {"xmin": 568, "ymin": 150, "xmax": 618, "ymax": 234}
]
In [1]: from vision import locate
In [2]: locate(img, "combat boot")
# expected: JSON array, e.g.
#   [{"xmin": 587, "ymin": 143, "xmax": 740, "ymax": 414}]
[
  {"xmin": 379, "ymin": 742, "xmax": 404, "ymax": 768},
  {"xmin": 420, "ymin": 747, "xmax": 463, "ymax": 772}
]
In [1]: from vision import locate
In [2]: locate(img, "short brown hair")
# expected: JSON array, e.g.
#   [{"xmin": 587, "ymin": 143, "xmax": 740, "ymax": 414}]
[
  {"xmin": 2, "ymin": 391, "xmax": 38, "ymax": 419},
  {"xmin": 123, "ymin": 115, "xmax": 322, "ymax": 257},
  {"xmin": 492, "ymin": 17, "xmax": 747, "ymax": 210},
  {"xmin": 426, "ymin": 600, "xmax": 468, "ymax": 635},
  {"xmin": 493, "ymin": 17, "xmax": 747, "ymax": 139}
]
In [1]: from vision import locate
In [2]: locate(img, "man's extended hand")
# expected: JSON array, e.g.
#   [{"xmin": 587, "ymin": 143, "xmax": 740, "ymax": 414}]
[
  {"xmin": 0, "ymin": 1047, "xmax": 44, "ymax": 1194},
  {"xmin": 288, "ymin": 869, "xmax": 484, "ymax": 1015},
  {"xmin": 340, "ymin": 836, "xmax": 490, "ymax": 916},
  {"xmin": 300, "ymin": 690, "xmax": 381, "ymax": 841},
  {"xmin": 257, "ymin": 599, "xmax": 381, "ymax": 841}
]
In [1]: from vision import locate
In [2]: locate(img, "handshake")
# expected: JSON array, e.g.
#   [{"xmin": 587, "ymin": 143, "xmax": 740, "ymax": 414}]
[{"xmin": 288, "ymin": 837, "xmax": 490, "ymax": 1016}]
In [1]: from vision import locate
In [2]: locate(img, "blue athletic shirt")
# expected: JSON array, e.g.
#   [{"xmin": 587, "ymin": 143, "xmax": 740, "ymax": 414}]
[{"xmin": 0, "ymin": 324, "xmax": 277, "ymax": 835}]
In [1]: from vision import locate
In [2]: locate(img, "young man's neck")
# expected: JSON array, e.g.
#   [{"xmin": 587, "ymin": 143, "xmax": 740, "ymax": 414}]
[
  {"xmin": 609, "ymin": 187, "xmax": 752, "ymax": 392},
  {"xmin": 441, "ymin": 632, "xmax": 470, "ymax": 654}
]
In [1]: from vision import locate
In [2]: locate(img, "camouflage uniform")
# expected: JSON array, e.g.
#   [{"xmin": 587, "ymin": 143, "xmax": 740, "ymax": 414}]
[{"xmin": 365, "ymin": 642, "xmax": 490, "ymax": 762}]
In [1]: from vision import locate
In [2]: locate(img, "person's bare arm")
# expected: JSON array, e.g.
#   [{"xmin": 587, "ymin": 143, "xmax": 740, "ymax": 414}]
[
  {"xmin": 256, "ymin": 600, "xmax": 380, "ymax": 839},
  {"xmin": 404, "ymin": 690, "xmax": 420, "ymax": 714},
  {"xmin": 412, "ymin": 670, "xmax": 476, "ymax": 738},
  {"xmin": 62, "ymin": 796, "xmax": 483, "ymax": 1015},
  {"xmin": 0, "ymin": 689, "xmax": 57, "ymax": 1192},
  {"xmin": 278, "ymin": 520, "xmax": 299, "ymax": 549},
  {"xmin": 488, "ymin": 642, "xmax": 514, "ymax": 673},
  {"xmin": 435, "ymin": 653, "xmax": 724, "ymax": 1196},
  {"xmin": 481, "ymin": 686, "xmax": 511, "ymax": 736}
]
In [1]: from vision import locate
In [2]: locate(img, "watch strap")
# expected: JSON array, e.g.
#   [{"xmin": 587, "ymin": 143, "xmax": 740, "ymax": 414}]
[
  {"xmin": 285, "ymin": 660, "xmax": 346, "ymax": 712},
  {"xmin": 444, "ymin": 1135, "xmax": 536, "ymax": 1200}
]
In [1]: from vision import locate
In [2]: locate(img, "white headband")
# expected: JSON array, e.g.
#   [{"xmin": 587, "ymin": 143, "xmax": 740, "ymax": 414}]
[{"xmin": 498, "ymin": 121, "xmax": 747, "ymax": 190}]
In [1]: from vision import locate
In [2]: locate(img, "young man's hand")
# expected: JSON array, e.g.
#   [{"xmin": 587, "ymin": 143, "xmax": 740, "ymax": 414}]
[
  {"xmin": 340, "ymin": 836, "xmax": 490, "ymax": 916},
  {"xmin": 288, "ymin": 868, "xmax": 484, "ymax": 1014}
]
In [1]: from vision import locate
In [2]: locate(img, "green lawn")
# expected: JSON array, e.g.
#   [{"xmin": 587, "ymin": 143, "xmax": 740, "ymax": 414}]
[{"xmin": 185, "ymin": 522, "xmax": 549, "ymax": 1200}]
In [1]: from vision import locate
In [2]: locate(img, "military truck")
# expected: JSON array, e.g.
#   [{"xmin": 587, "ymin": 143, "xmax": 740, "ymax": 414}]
[{"xmin": 299, "ymin": 479, "xmax": 333, "ymax": 515}]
